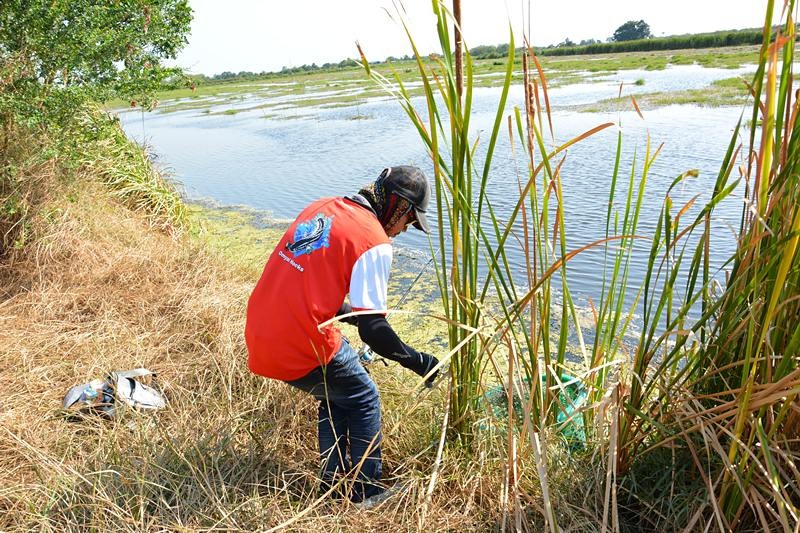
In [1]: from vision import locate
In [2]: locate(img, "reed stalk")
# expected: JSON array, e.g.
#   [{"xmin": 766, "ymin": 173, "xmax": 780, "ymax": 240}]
[{"xmin": 360, "ymin": 1, "xmax": 511, "ymax": 442}]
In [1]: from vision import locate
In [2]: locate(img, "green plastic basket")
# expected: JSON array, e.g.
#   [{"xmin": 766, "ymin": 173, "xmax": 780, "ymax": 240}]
[{"xmin": 482, "ymin": 373, "xmax": 587, "ymax": 447}]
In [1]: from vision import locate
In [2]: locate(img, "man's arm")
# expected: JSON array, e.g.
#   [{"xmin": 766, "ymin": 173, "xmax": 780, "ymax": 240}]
[
  {"xmin": 347, "ymin": 244, "xmax": 439, "ymax": 382},
  {"xmin": 357, "ymin": 313, "xmax": 438, "ymax": 381}
]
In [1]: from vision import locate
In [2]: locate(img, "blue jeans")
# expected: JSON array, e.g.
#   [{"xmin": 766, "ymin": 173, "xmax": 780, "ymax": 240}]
[{"xmin": 286, "ymin": 339, "xmax": 382, "ymax": 502}]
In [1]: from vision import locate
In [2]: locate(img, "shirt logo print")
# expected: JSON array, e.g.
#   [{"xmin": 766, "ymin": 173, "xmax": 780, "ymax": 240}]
[{"xmin": 285, "ymin": 213, "xmax": 333, "ymax": 257}]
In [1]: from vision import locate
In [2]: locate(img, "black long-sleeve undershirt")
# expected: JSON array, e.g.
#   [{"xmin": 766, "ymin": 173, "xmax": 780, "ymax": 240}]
[{"xmin": 357, "ymin": 313, "xmax": 423, "ymax": 370}]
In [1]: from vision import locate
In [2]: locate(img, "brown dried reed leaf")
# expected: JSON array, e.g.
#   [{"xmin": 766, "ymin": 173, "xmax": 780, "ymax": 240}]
[{"xmin": 631, "ymin": 96, "xmax": 645, "ymax": 121}]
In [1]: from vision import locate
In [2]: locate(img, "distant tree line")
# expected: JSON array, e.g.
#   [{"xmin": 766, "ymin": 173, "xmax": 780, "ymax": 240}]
[
  {"xmin": 471, "ymin": 27, "xmax": 774, "ymax": 59},
  {"xmin": 539, "ymin": 27, "xmax": 771, "ymax": 57},
  {"xmin": 191, "ymin": 59, "xmax": 357, "ymax": 84},
  {"xmin": 193, "ymin": 25, "xmax": 782, "ymax": 87},
  {"xmin": 469, "ymin": 43, "xmax": 511, "ymax": 59},
  {"xmin": 191, "ymin": 55, "xmax": 421, "ymax": 85}
]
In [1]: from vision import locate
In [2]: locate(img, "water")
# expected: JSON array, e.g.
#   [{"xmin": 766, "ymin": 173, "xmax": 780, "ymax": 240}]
[{"xmin": 118, "ymin": 66, "xmax": 752, "ymax": 316}]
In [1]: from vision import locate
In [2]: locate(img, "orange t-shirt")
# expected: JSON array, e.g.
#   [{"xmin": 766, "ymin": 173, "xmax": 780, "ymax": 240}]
[{"xmin": 245, "ymin": 197, "xmax": 391, "ymax": 381}]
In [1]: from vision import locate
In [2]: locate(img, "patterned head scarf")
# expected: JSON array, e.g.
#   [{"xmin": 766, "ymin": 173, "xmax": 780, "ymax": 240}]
[{"xmin": 359, "ymin": 180, "xmax": 412, "ymax": 232}]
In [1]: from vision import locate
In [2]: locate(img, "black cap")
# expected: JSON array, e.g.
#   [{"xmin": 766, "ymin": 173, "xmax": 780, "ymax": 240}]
[{"xmin": 378, "ymin": 166, "xmax": 431, "ymax": 233}]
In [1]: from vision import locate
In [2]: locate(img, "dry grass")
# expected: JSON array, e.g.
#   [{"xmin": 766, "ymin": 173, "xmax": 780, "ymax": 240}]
[
  {"xmin": 0, "ymin": 105, "xmax": 629, "ymax": 532},
  {"xmin": 0, "ymin": 153, "xmax": 511, "ymax": 530}
]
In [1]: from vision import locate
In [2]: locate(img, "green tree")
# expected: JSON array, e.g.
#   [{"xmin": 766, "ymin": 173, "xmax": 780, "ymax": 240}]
[
  {"xmin": 0, "ymin": 0, "xmax": 192, "ymax": 113},
  {"xmin": 612, "ymin": 20, "xmax": 652, "ymax": 41}
]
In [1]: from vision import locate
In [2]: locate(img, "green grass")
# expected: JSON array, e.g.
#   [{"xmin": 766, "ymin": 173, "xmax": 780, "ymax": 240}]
[
  {"xmin": 73, "ymin": 107, "xmax": 187, "ymax": 227},
  {"xmin": 539, "ymin": 46, "xmax": 759, "ymax": 71},
  {"xmin": 575, "ymin": 76, "xmax": 752, "ymax": 112}
]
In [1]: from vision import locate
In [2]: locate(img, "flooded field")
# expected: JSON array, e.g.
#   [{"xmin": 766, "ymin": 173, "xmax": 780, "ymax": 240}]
[{"xmin": 118, "ymin": 63, "xmax": 756, "ymax": 312}]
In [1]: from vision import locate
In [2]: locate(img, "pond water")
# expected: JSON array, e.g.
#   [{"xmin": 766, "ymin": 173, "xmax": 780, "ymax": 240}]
[{"xmin": 118, "ymin": 66, "xmax": 754, "ymax": 319}]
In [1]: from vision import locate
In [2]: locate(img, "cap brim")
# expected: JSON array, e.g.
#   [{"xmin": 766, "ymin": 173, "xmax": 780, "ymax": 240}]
[{"xmin": 412, "ymin": 208, "xmax": 430, "ymax": 234}]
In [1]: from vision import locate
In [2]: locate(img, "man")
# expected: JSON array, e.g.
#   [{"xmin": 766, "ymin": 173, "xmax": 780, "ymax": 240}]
[{"xmin": 245, "ymin": 166, "xmax": 440, "ymax": 506}]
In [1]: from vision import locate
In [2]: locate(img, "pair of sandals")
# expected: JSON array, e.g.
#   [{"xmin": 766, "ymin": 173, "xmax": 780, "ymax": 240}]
[{"xmin": 63, "ymin": 368, "xmax": 166, "ymax": 418}]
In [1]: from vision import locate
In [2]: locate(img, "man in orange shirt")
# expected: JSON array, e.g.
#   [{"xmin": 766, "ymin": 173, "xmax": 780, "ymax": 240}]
[{"xmin": 245, "ymin": 166, "xmax": 439, "ymax": 506}]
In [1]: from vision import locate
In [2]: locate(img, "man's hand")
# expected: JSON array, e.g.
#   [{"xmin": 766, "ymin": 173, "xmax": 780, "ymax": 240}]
[
  {"xmin": 390, "ymin": 349, "xmax": 440, "ymax": 387},
  {"xmin": 417, "ymin": 352, "xmax": 440, "ymax": 388},
  {"xmin": 335, "ymin": 302, "xmax": 359, "ymax": 326}
]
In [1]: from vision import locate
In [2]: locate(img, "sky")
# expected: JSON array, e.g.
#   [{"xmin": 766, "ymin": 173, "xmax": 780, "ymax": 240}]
[{"xmin": 175, "ymin": 1, "xmax": 781, "ymax": 76}]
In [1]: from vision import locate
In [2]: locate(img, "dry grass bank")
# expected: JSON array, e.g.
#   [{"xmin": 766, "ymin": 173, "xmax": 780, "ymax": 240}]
[{"xmin": 0, "ymin": 136, "xmax": 509, "ymax": 531}]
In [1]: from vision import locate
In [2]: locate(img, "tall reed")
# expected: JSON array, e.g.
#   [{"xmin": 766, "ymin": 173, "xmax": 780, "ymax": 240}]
[
  {"xmin": 702, "ymin": 0, "xmax": 800, "ymax": 525},
  {"xmin": 358, "ymin": 3, "xmax": 612, "ymax": 447},
  {"xmin": 364, "ymin": 0, "xmax": 799, "ymax": 528},
  {"xmin": 583, "ymin": 0, "xmax": 800, "ymax": 528}
]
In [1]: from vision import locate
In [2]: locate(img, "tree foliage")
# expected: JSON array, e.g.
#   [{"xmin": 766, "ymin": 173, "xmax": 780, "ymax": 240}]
[
  {"xmin": 468, "ymin": 43, "xmax": 510, "ymax": 59},
  {"xmin": 0, "ymin": 0, "xmax": 192, "ymax": 118},
  {"xmin": 612, "ymin": 20, "xmax": 652, "ymax": 42}
]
